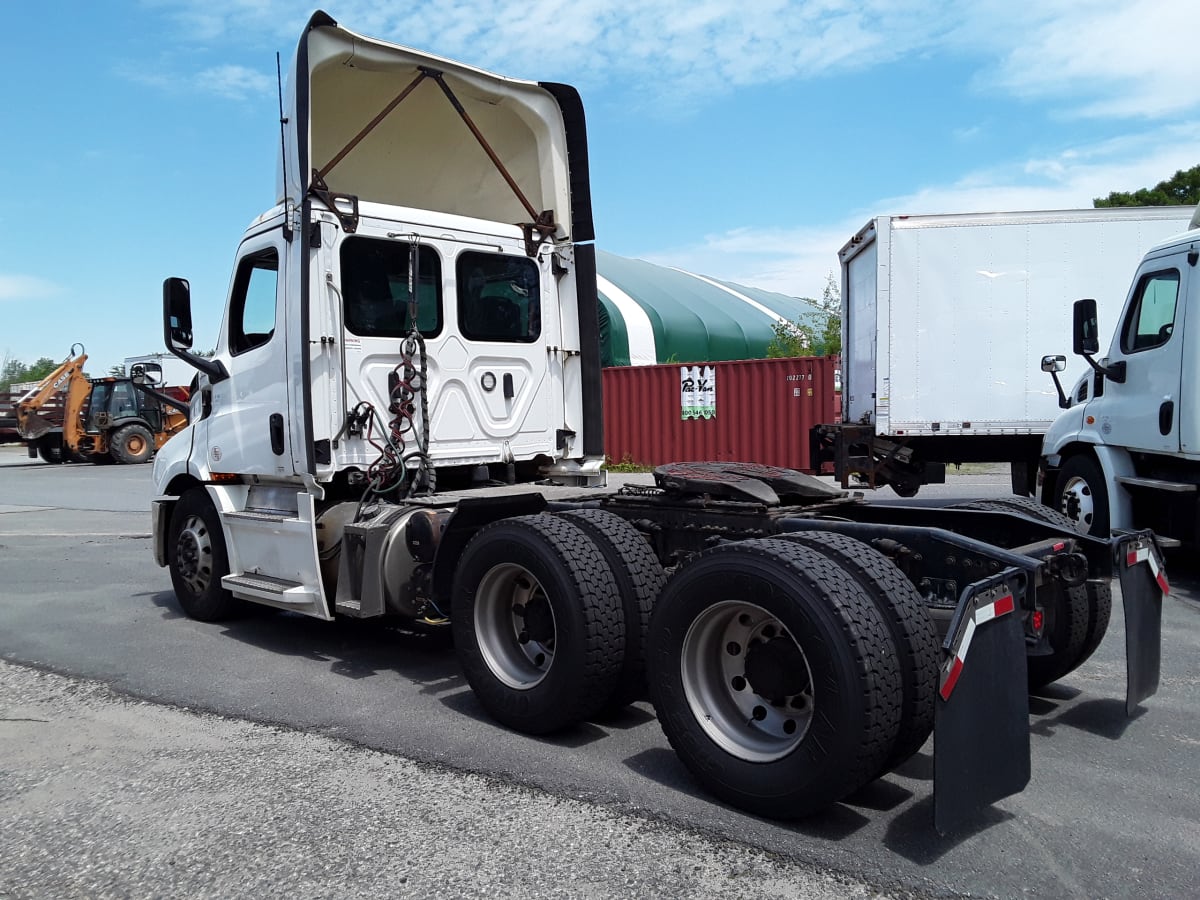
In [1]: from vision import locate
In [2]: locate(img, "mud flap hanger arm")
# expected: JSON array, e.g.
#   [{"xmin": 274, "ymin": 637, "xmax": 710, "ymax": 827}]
[{"xmin": 310, "ymin": 67, "xmax": 557, "ymax": 255}]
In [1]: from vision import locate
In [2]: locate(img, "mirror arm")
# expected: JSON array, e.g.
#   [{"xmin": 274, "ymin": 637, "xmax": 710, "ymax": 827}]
[
  {"xmin": 168, "ymin": 347, "xmax": 229, "ymax": 383},
  {"xmin": 1048, "ymin": 371, "xmax": 1069, "ymax": 409},
  {"xmin": 1079, "ymin": 353, "xmax": 1126, "ymax": 385}
]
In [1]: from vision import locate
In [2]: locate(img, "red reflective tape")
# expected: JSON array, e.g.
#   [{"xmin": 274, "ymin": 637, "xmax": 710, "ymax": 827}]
[
  {"xmin": 1157, "ymin": 572, "xmax": 1170, "ymax": 596},
  {"xmin": 992, "ymin": 594, "xmax": 1015, "ymax": 618},
  {"xmin": 940, "ymin": 656, "xmax": 964, "ymax": 701}
]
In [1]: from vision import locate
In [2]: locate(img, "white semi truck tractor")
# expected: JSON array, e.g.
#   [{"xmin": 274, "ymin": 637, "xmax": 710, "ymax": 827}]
[
  {"xmin": 152, "ymin": 11, "xmax": 1166, "ymax": 834},
  {"xmin": 1041, "ymin": 211, "xmax": 1200, "ymax": 546}
]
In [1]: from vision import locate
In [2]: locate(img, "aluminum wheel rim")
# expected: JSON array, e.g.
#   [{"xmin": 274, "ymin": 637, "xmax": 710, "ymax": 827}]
[
  {"xmin": 680, "ymin": 600, "xmax": 813, "ymax": 762},
  {"xmin": 1060, "ymin": 475, "xmax": 1094, "ymax": 531},
  {"xmin": 474, "ymin": 563, "xmax": 556, "ymax": 691},
  {"xmin": 176, "ymin": 514, "xmax": 214, "ymax": 594}
]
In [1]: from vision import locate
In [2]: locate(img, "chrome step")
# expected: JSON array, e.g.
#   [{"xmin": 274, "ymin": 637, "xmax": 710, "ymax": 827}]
[
  {"xmin": 222, "ymin": 572, "xmax": 319, "ymax": 607},
  {"xmin": 1115, "ymin": 476, "xmax": 1198, "ymax": 493}
]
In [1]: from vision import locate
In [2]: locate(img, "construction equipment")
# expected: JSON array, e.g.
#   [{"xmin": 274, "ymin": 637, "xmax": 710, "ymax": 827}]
[{"xmin": 15, "ymin": 344, "xmax": 190, "ymax": 464}]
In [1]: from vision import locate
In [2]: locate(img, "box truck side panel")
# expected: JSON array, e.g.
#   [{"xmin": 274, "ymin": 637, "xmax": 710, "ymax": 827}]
[{"xmin": 877, "ymin": 211, "xmax": 1194, "ymax": 438}]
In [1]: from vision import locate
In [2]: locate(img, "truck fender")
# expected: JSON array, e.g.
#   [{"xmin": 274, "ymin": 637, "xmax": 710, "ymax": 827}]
[
  {"xmin": 1090, "ymin": 445, "xmax": 1137, "ymax": 532},
  {"xmin": 429, "ymin": 493, "xmax": 550, "ymax": 607}
]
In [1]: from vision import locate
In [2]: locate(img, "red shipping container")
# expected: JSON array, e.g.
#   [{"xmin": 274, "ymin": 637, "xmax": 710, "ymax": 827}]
[{"xmin": 602, "ymin": 356, "xmax": 839, "ymax": 473}]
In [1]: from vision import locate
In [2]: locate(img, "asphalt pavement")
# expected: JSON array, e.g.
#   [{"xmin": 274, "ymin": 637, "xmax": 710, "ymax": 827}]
[{"xmin": 1, "ymin": 445, "xmax": 1197, "ymax": 899}]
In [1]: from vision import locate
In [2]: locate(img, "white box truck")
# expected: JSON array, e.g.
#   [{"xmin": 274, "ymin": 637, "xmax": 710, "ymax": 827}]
[{"xmin": 814, "ymin": 207, "xmax": 1194, "ymax": 496}]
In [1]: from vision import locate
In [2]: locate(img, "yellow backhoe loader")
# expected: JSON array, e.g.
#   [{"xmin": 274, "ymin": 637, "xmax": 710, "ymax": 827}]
[{"xmin": 15, "ymin": 345, "xmax": 190, "ymax": 464}]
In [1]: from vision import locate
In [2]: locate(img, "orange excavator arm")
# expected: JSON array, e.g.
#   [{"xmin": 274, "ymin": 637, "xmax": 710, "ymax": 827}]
[{"xmin": 15, "ymin": 344, "xmax": 89, "ymax": 441}]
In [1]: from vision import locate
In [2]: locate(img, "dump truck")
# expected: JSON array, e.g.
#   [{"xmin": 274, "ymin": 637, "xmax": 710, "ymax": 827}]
[
  {"xmin": 151, "ymin": 11, "xmax": 1165, "ymax": 834},
  {"xmin": 813, "ymin": 207, "xmax": 1194, "ymax": 497}
]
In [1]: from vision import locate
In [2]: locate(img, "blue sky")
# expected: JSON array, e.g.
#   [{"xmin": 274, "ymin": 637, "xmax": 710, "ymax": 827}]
[{"xmin": 3, "ymin": 0, "xmax": 1198, "ymax": 375}]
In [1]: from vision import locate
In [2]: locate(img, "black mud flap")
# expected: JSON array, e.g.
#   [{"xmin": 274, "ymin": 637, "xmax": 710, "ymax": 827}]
[
  {"xmin": 933, "ymin": 570, "xmax": 1031, "ymax": 836},
  {"xmin": 1116, "ymin": 532, "xmax": 1166, "ymax": 715}
]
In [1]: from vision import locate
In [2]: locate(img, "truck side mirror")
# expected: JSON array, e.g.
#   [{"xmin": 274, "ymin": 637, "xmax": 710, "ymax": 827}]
[
  {"xmin": 164, "ymin": 278, "xmax": 194, "ymax": 351},
  {"xmin": 131, "ymin": 362, "xmax": 163, "ymax": 386},
  {"xmin": 1072, "ymin": 298, "xmax": 1099, "ymax": 356},
  {"xmin": 1041, "ymin": 354, "xmax": 1066, "ymax": 373}
]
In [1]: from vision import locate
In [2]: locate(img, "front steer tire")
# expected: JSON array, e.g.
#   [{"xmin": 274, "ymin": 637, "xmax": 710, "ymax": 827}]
[
  {"xmin": 168, "ymin": 489, "xmax": 240, "ymax": 622},
  {"xmin": 451, "ymin": 514, "xmax": 625, "ymax": 735},
  {"xmin": 647, "ymin": 538, "xmax": 902, "ymax": 820}
]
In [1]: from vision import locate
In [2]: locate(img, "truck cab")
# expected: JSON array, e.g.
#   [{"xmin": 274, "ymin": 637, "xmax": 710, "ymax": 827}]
[
  {"xmin": 153, "ymin": 12, "xmax": 602, "ymax": 619},
  {"xmin": 1041, "ymin": 222, "xmax": 1200, "ymax": 542}
]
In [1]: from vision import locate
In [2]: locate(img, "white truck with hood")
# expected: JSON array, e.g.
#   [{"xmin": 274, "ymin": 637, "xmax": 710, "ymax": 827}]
[
  {"xmin": 1041, "ymin": 209, "xmax": 1200, "ymax": 545},
  {"xmin": 814, "ymin": 207, "xmax": 1193, "ymax": 497},
  {"xmin": 152, "ymin": 11, "xmax": 1167, "ymax": 834}
]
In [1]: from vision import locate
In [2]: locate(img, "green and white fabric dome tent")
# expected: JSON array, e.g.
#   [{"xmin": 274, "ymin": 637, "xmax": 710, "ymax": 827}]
[{"xmin": 595, "ymin": 250, "xmax": 826, "ymax": 366}]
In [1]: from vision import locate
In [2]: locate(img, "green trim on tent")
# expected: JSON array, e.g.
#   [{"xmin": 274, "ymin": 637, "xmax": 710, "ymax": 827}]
[
  {"xmin": 594, "ymin": 250, "xmax": 825, "ymax": 365},
  {"xmin": 596, "ymin": 295, "xmax": 631, "ymax": 367}
]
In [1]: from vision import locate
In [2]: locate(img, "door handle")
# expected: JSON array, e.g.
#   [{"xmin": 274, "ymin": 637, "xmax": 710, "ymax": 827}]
[{"xmin": 1159, "ymin": 400, "xmax": 1174, "ymax": 436}]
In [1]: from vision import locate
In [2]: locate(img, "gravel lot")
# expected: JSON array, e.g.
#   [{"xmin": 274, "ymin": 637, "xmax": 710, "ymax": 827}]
[{"xmin": 0, "ymin": 659, "xmax": 895, "ymax": 900}]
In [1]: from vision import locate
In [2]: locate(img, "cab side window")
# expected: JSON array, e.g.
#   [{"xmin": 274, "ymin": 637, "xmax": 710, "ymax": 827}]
[
  {"xmin": 457, "ymin": 251, "xmax": 541, "ymax": 343},
  {"xmin": 230, "ymin": 249, "xmax": 279, "ymax": 355},
  {"xmin": 1121, "ymin": 269, "xmax": 1179, "ymax": 354}
]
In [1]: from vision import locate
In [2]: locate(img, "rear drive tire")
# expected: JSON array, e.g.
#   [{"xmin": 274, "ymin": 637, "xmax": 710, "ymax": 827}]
[
  {"xmin": 451, "ymin": 514, "xmax": 625, "ymax": 735},
  {"xmin": 646, "ymin": 538, "xmax": 902, "ymax": 819},
  {"xmin": 778, "ymin": 531, "xmax": 939, "ymax": 773},
  {"xmin": 951, "ymin": 496, "xmax": 1105, "ymax": 688},
  {"xmin": 558, "ymin": 509, "xmax": 665, "ymax": 708},
  {"xmin": 111, "ymin": 423, "xmax": 155, "ymax": 464},
  {"xmin": 1074, "ymin": 580, "xmax": 1113, "ymax": 671},
  {"xmin": 168, "ymin": 489, "xmax": 240, "ymax": 622}
]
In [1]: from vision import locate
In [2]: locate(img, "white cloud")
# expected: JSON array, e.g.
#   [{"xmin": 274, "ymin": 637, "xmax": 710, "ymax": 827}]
[
  {"xmin": 642, "ymin": 121, "xmax": 1200, "ymax": 298},
  {"xmin": 980, "ymin": 0, "xmax": 1200, "ymax": 119},
  {"xmin": 143, "ymin": 1, "xmax": 1200, "ymax": 119},
  {"xmin": 0, "ymin": 275, "xmax": 63, "ymax": 301},
  {"xmin": 116, "ymin": 58, "xmax": 273, "ymax": 101},
  {"xmin": 195, "ymin": 64, "xmax": 274, "ymax": 101}
]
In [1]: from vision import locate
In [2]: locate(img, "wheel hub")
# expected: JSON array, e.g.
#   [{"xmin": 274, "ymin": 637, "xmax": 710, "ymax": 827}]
[
  {"xmin": 1060, "ymin": 476, "xmax": 1094, "ymax": 530},
  {"xmin": 474, "ymin": 564, "xmax": 557, "ymax": 691},
  {"xmin": 744, "ymin": 636, "xmax": 810, "ymax": 702},
  {"xmin": 175, "ymin": 515, "xmax": 212, "ymax": 593},
  {"xmin": 519, "ymin": 594, "xmax": 555, "ymax": 645},
  {"xmin": 680, "ymin": 600, "xmax": 814, "ymax": 762}
]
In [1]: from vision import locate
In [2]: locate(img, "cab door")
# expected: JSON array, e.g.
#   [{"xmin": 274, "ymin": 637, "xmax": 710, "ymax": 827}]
[
  {"xmin": 1094, "ymin": 257, "xmax": 1188, "ymax": 454},
  {"xmin": 199, "ymin": 229, "xmax": 292, "ymax": 477}
]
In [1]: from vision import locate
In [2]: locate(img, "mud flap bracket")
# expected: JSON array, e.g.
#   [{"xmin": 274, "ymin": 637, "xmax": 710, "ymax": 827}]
[{"xmin": 933, "ymin": 569, "xmax": 1031, "ymax": 835}]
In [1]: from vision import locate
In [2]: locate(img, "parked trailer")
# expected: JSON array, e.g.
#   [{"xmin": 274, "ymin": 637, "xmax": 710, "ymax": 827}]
[
  {"xmin": 151, "ymin": 11, "xmax": 1165, "ymax": 835},
  {"xmin": 814, "ymin": 207, "xmax": 1194, "ymax": 497}
]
